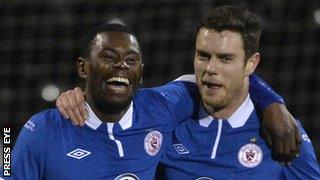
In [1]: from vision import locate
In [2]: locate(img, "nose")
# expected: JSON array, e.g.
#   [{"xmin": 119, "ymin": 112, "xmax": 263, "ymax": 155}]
[
  {"xmin": 113, "ymin": 60, "xmax": 129, "ymax": 69},
  {"xmin": 206, "ymin": 59, "xmax": 218, "ymax": 75}
]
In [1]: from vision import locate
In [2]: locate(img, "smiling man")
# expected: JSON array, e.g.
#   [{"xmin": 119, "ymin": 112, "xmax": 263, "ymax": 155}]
[
  {"xmin": 1, "ymin": 22, "xmax": 302, "ymax": 179},
  {"xmin": 2, "ymin": 24, "xmax": 189, "ymax": 179},
  {"xmin": 78, "ymin": 29, "xmax": 142, "ymax": 123},
  {"xmin": 157, "ymin": 6, "xmax": 320, "ymax": 179}
]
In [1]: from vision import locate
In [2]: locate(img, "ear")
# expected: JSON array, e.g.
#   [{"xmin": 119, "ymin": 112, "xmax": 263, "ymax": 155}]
[
  {"xmin": 245, "ymin": 53, "xmax": 260, "ymax": 76},
  {"xmin": 77, "ymin": 57, "xmax": 89, "ymax": 79}
]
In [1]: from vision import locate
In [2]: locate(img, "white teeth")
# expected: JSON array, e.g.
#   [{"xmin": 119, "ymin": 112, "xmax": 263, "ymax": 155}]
[{"xmin": 106, "ymin": 77, "xmax": 129, "ymax": 85}]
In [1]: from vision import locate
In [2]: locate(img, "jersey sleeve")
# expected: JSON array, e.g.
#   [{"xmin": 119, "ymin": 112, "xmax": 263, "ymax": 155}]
[
  {"xmin": 249, "ymin": 73, "xmax": 285, "ymax": 110},
  {"xmin": 0, "ymin": 113, "xmax": 47, "ymax": 180},
  {"xmin": 283, "ymin": 120, "xmax": 320, "ymax": 179},
  {"xmin": 151, "ymin": 74, "xmax": 200, "ymax": 126}
]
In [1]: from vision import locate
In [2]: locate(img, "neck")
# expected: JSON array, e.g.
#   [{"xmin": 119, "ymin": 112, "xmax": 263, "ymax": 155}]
[
  {"xmin": 204, "ymin": 79, "xmax": 249, "ymax": 119},
  {"xmin": 86, "ymin": 96, "xmax": 131, "ymax": 123}
]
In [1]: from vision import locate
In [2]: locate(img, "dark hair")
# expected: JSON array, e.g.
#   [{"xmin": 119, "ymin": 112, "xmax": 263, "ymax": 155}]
[
  {"xmin": 199, "ymin": 5, "xmax": 261, "ymax": 60},
  {"xmin": 80, "ymin": 23, "xmax": 136, "ymax": 58}
]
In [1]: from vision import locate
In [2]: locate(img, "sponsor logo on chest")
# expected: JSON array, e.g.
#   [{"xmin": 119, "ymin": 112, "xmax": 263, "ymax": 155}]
[{"xmin": 66, "ymin": 148, "xmax": 91, "ymax": 159}]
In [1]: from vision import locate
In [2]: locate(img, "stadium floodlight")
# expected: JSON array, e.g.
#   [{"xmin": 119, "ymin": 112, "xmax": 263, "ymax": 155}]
[
  {"xmin": 41, "ymin": 84, "xmax": 60, "ymax": 102},
  {"xmin": 314, "ymin": 9, "xmax": 320, "ymax": 24}
]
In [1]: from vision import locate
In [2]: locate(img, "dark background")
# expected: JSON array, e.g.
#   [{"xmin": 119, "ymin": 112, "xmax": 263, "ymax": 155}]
[{"xmin": 1, "ymin": 0, "xmax": 319, "ymax": 161}]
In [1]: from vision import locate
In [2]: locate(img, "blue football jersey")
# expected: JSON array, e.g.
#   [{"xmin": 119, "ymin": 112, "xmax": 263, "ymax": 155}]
[
  {"xmin": 1, "ymin": 74, "xmax": 286, "ymax": 179},
  {"xmin": 158, "ymin": 95, "xmax": 320, "ymax": 180},
  {"xmin": 0, "ymin": 80, "xmax": 197, "ymax": 180}
]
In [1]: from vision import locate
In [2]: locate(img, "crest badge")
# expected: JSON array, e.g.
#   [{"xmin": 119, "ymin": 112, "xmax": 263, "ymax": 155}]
[
  {"xmin": 238, "ymin": 143, "xmax": 263, "ymax": 168},
  {"xmin": 144, "ymin": 130, "xmax": 163, "ymax": 156}
]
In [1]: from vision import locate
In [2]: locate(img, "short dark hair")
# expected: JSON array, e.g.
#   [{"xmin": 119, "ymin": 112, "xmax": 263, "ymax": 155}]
[
  {"xmin": 199, "ymin": 5, "xmax": 261, "ymax": 60},
  {"xmin": 80, "ymin": 23, "xmax": 136, "ymax": 58}
]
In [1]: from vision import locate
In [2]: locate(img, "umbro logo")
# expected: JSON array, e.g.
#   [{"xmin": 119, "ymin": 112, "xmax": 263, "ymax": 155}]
[
  {"xmin": 67, "ymin": 148, "xmax": 91, "ymax": 159},
  {"xmin": 173, "ymin": 143, "xmax": 190, "ymax": 155}
]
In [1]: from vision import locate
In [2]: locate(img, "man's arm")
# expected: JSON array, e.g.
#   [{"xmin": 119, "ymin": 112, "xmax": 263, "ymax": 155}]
[
  {"xmin": 249, "ymin": 74, "xmax": 301, "ymax": 163},
  {"xmin": 56, "ymin": 74, "xmax": 301, "ymax": 163},
  {"xmin": 1, "ymin": 115, "xmax": 46, "ymax": 179}
]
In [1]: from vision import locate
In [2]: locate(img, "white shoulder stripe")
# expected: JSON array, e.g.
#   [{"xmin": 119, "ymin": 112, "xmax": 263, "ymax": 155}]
[{"xmin": 174, "ymin": 74, "xmax": 196, "ymax": 83}]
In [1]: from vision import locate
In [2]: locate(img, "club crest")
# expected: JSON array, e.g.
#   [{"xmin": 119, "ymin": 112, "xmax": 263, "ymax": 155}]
[
  {"xmin": 144, "ymin": 130, "xmax": 162, "ymax": 156},
  {"xmin": 238, "ymin": 143, "xmax": 263, "ymax": 168}
]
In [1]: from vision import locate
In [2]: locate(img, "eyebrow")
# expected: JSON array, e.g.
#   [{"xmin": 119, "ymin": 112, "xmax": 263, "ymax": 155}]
[
  {"xmin": 196, "ymin": 49, "xmax": 211, "ymax": 58},
  {"xmin": 101, "ymin": 47, "xmax": 140, "ymax": 56},
  {"xmin": 216, "ymin": 53, "xmax": 236, "ymax": 59}
]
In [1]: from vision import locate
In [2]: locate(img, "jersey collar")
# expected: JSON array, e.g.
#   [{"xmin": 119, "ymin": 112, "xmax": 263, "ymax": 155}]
[
  {"xmin": 84, "ymin": 101, "xmax": 133, "ymax": 130},
  {"xmin": 198, "ymin": 94, "xmax": 254, "ymax": 128}
]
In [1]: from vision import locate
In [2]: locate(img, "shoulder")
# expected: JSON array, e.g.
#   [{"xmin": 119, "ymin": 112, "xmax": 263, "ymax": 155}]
[
  {"xmin": 295, "ymin": 119, "xmax": 318, "ymax": 159},
  {"xmin": 135, "ymin": 74, "xmax": 198, "ymax": 101},
  {"xmin": 21, "ymin": 108, "xmax": 66, "ymax": 136},
  {"xmin": 283, "ymin": 119, "xmax": 320, "ymax": 178}
]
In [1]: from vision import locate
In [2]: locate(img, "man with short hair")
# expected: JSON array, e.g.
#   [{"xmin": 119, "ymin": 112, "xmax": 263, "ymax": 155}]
[
  {"xmin": 156, "ymin": 5, "xmax": 320, "ymax": 179},
  {"xmin": 1, "ymin": 23, "xmax": 191, "ymax": 179},
  {"xmin": 3, "ymin": 21, "xmax": 303, "ymax": 180}
]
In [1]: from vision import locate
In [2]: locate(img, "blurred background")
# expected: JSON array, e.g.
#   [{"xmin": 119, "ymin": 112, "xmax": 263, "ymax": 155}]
[{"xmin": 0, "ymin": 0, "xmax": 319, "ymax": 162}]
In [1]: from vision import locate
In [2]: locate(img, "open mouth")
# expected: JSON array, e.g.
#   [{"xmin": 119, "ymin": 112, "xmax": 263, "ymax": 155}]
[
  {"xmin": 106, "ymin": 77, "xmax": 129, "ymax": 86},
  {"xmin": 105, "ymin": 77, "xmax": 130, "ymax": 91},
  {"xmin": 203, "ymin": 81, "xmax": 222, "ymax": 89}
]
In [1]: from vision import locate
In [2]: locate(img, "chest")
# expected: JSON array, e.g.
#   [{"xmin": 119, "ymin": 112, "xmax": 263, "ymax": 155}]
[
  {"xmin": 44, "ymin": 124, "xmax": 168, "ymax": 179},
  {"xmin": 162, "ymin": 120, "xmax": 283, "ymax": 179}
]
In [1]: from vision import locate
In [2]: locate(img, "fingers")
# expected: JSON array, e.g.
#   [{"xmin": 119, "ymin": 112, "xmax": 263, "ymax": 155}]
[
  {"xmin": 56, "ymin": 88, "xmax": 86, "ymax": 126},
  {"xmin": 271, "ymin": 138, "xmax": 285, "ymax": 163},
  {"xmin": 262, "ymin": 104, "xmax": 302, "ymax": 164},
  {"xmin": 285, "ymin": 114, "xmax": 301, "ymax": 161},
  {"xmin": 74, "ymin": 87, "xmax": 87, "ymax": 126},
  {"xmin": 58, "ymin": 92, "xmax": 80, "ymax": 125},
  {"xmin": 271, "ymin": 128, "xmax": 299, "ymax": 164},
  {"xmin": 56, "ymin": 97, "xmax": 69, "ymax": 119},
  {"xmin": 294, "ymin": 123, "xmax": 302, "ymax": 157},
  {"xmin": 66, "ymin": 89, "xmax": 85, "ymax": 126},
  {"xmin": 284, "ymin": 133, "xmax": 295, "ymax": 163}
]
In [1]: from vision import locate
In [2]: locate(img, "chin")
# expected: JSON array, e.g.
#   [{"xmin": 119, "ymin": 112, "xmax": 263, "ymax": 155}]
[
  {"xmin": 93, "ymin": 95, "xmax": 132, "ymax": 114},
  {"xmin": 203, "ymin": 96, "xmax": 225, "ymax": 109}
]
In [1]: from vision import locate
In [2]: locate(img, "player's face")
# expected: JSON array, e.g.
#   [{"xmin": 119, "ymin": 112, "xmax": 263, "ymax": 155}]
[
  {"xmin": 194, "ymin": 28, "xmax": 258, "ymax": 113},
  {"xmin": 86, "ymin": 32, "xmax": 142, "ymax": 111}
]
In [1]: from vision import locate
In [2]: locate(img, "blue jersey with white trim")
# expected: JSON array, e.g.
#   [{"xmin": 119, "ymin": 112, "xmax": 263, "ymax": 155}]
[
  {"xmin": 158, "ymin": 97, "xmax": 320, "ymax": 180},
  {"xmin": 1, "ymin": 74, "xmax": 286, "ymax": 179},
  {"xmin": 0, "ymin": 81, "xmax": 197, "ymax": 180}
]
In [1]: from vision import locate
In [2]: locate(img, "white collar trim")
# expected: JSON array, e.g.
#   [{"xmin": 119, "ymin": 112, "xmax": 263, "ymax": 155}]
[
  {"xmin": 227, "ymin": 95, "xmax": 254, "ymax": 128},
  {"xmin": 198, "ymin": 104, "xmax": 214, "ymax": 127},
  {"xmin": 85, "ymin": 101, "xmax": 133, "ymax": 130},
  {"xmin": 198, "ymin": 95, "xmax": 254, "ymax": 128}
]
